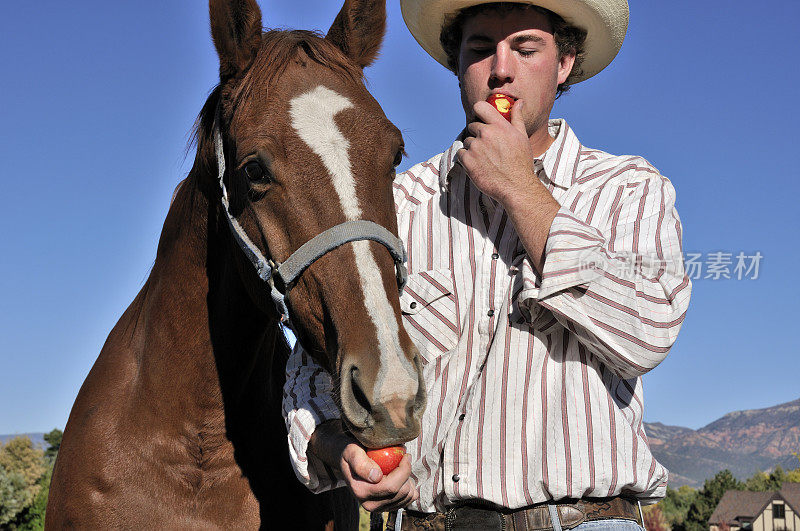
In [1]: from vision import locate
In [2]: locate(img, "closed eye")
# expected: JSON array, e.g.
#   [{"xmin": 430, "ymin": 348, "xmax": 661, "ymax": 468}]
[{"xmin": 468, "ymin": 46, "xmax": 494, "ymax": 56}]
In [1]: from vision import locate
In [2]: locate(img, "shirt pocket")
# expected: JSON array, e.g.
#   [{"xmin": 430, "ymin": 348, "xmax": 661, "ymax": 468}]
[{"xmin": 399, "ymin": 269, "xmax": 459, "ymax": 364}]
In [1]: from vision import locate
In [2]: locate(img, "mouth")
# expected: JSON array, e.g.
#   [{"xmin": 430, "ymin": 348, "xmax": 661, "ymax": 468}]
[{"xmin": 489, "ymin": 91, "xmax": 517, "ymax": 101}]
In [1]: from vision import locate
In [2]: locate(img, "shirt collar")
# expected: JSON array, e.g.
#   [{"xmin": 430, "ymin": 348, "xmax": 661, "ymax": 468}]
[{"xmin": 438, "ymin": 119, "xmax": 582, "ymax": 192}]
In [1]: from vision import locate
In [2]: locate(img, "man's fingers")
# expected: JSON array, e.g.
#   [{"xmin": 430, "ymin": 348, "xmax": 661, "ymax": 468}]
[
  {"xmin": 466, "ymin": 121, "xmax": 484, "ymax": 137},
  {"xmin": 456, "ymin": 147, "xmax": 469, "ymax": 165},
  {"xmin": 362, "ymin": 478, "xmax": 418, "ymax": 512},
  {"xmin": 352, "ymin": 456, "xmax": 419, "ymax": 512},
  {"xmin": 391, "ymin": 479, "xmax": 419, "ymax": 509},
  {"xmin": 366, "ymin": 454, "xmax": 413, "ymax": 498},
  {"xmin": 346, "ymin": 453, "xmax": 414, "ymax": 503},
  {"xmin": 510, "ymin": 98, "xmax": 525, "ymax": 132},
  {"xmin": 473, "ymin": 100, "xmax": 503, "ymax": 124},
  {"xmin": 364, "ymin": 475, "xmax": 413, "ymax": 503},
  {"xmin": 342, "ymin": 444, "xmax": 382, "ymax": 484}
]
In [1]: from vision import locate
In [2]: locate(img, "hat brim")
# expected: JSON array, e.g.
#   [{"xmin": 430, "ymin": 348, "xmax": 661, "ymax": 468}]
[{"xmin": 400, "ymin": 0, "xmax": 629, "ymax": 83}]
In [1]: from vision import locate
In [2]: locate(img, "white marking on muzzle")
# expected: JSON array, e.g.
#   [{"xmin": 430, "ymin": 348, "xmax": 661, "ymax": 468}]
[{"xmin": 289, "ymin": 86, "xmax": 417, "ymax": 407}]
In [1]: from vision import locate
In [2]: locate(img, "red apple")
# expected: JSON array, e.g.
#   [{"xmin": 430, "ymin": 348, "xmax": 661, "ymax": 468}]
[
  {"xmin": 487, "ymin": 93, "xmax": 515, "ymax": 122},
  {"xmin": 366, "ymin": 446, "xmax": 406, "ymax": 475}
]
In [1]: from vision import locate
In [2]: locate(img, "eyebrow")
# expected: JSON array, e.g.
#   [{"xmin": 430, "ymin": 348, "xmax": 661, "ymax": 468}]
[
  {"xmin": 464, "ymin": 34, "xmax": 494, "ymax": 45},
  {"xmin": 512, "ymin": 34, "xmax": 545, "ymax": 46},
  {"xmin": 464, "ymin": 33, "xmax": 546, "ymax": 46}
]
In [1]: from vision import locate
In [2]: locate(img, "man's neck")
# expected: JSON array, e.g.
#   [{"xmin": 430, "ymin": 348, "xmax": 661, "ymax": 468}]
[{"xmin": 528, "ymin": 122, "xmax": 556, "ymax": 158}]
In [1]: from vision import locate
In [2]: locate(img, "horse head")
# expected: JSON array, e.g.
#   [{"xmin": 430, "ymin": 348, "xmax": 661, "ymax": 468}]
[{"xmin": 207, "ymin": 0, "xmax": 425, "ymax": 448}]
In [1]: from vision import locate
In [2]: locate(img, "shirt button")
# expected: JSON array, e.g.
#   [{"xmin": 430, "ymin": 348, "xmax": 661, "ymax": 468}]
[
  {"xmin": 487, "ymin": 309, "xmax": 494, "ymax": 317},
  {"xmin": 459, "ymin": 413, "xmax": 466, "ymax": 421},
  {"xmin": 492, "ymin": 253, "xmax": 499, "ymax": 260},
  {"xmin": 409, "ymin": 302, "xmax": 417, "ymax": 309},
  {"xmin": 452, "ymin": 474, "xmax": 460, "ymax": 482}
]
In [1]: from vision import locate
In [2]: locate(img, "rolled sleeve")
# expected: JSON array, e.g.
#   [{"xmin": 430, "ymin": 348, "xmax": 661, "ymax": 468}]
[
  {"xmin": 282, "ymin": 343, "xmax": 346, "ymax": 493},
  {"xmin": 525, "ymin": 175, "xmax": 692, "ymax": 379},
  {"xmin": 538, "ymin": 208, "xmax": 607, "ymax": 300},
  {"xmin": 514, "ymin": 208, "xmax": 606, "ymax": 321}
]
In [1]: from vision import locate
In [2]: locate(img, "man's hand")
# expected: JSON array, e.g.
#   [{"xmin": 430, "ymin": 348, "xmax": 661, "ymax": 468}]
[
  {"xmin": 456, "ymin": 98, "xmax": 561, "ymax": 273},
  {"xmin": 340, "ymin": 444, "xmax": 418, "ymax": 512},
  {"xmin": 309, "ymin": 420, "xmax": 419, "ymax": 512},
  {"xmin": 456, "ymin": 99, "xmax": 537, "ymax": 206}
]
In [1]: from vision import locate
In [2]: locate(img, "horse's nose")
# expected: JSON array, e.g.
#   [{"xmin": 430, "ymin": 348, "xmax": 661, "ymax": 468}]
[
  {"xmin": 339, "ymin": 352, "xmax": 425, "ymax": 447},
  {"xmin": 347, "ymin": 365, "xmax": 415, "ymax": 429},
  {"xmin": 345, "ymin": 365, "xmax": 374, "ymax": 428}
]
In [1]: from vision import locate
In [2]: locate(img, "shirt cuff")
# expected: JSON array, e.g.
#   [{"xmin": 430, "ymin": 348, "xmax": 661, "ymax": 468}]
[
  {"xmin": 285, "ymin": 381, "xmax": 346, "ymax": 492},
  {"xmin": 537, "ymin": 206, "xmax": 606, "ymax": 300},
  {"xmin": 513, "ymin": 254, "xmax": 542, "ymax": 323}
]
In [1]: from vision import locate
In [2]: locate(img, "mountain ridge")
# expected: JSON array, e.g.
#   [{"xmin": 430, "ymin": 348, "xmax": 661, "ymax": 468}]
[{"xmin": 645, "ymin": 397, "xmax": 800, "ymax": 488}]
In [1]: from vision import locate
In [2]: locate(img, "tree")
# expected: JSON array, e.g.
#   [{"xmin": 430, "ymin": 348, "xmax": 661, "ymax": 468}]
[
  {"xmin": 19, "ymin": 465, "xmax": 52, "ymax": 530},
  {"xmin": 659, "ymin": 485, "xmax": 699, "ymax": 529},
  {"xmin": 0, "ymin": 436, "xmax": 47, "ymax": 529},
  {"xmin": 786, "ymin": 452, "xmax": 800, "ymax": 483},
  {"xmin": 744, "ymin": 470, "xmax": 771, "ymax": 491},
  {"xmin": 657, "ymin": 454, "xmax": 800, "ymax": 531},
  {"xmin": 42, "ymin": 430, "xmax": 62, "ymax": 464},
  {"xmin": 684, "ymin": 495, "xmax": 713, "ymax": 531},
  {"xmin": 0, "ymin": 467, "xmax": 30, "ymax": 527},
  {"xmin": 683, "ymin": 469, "xmax": 744, "ymax": 531},
  {"xmin": 745, "ymin": 465, "xmax": 787, "ymax": 491},
  {"xmin": 0, "ymin": 438, "xmax": 45, "ymax": 488},
  {"xmin": 12, "ymin": 430, "xmax": 63, "ymax": 530},
  {"xmin": 643, "ymin": 504, "xmax": 670, "ymax": 531}
]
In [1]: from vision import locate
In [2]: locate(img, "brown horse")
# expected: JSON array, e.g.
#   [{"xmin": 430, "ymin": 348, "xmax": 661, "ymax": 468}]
[{"xmin": 46, "ymin": 0, "xmax": 425, "ymax": 527}]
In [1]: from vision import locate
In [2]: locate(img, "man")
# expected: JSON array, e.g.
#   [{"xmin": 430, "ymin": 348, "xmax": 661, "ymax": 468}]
[{"xmin": 283, "ymin": 0, "xmax": 691, "ymax": 529}]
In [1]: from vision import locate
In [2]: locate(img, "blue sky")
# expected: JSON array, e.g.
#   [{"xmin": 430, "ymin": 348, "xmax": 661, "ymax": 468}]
[{"xmin": 1, "ymin": 0, "xmax": 798, "ymax": 435}]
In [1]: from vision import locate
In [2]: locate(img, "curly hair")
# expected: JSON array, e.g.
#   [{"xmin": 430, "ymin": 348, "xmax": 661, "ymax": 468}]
[{"xmin": 439, "ymin": 3, "xmax": 588, "ymax": 97}]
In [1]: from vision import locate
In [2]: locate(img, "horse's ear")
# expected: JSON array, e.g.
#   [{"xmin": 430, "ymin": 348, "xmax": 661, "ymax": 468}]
[
  {"xmin": 326, "ymin": 0, "xmax": 387, "ymax": 69},
  {"xmin": 209, "ymin": 0, "xmax": 263, "ymax": 80}
]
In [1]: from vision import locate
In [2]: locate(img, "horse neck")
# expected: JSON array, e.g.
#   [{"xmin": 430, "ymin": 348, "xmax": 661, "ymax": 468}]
[{"xmin": 135, "ymin": 167, "xmax": 282, "ymax": 431}]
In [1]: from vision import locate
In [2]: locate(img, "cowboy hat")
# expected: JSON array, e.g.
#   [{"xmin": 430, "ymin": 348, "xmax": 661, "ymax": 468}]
[{"xmin": 400, "ymin": 0, "xmax": 629, "ymax": 83}]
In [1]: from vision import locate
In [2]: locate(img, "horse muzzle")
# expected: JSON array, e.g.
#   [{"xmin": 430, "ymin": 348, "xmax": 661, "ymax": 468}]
[{"xmin": 338, "ymin": 349, "xmax": 426, "ymax": 448}]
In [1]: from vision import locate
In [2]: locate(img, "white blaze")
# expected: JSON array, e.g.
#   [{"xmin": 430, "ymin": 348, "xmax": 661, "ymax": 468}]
[{"xmin": 290, "ymin": 86, "xmax": 417, "ymax": 404}]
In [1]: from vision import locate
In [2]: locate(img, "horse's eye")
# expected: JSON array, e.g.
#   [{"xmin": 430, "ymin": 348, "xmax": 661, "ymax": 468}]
[
  {"xmin": 244, "ymin": 161, "xmax": 267, "ymax": 182},
  {"xmin": 393, "ymin": 149, "xmax": 404, "ymax": 168}
]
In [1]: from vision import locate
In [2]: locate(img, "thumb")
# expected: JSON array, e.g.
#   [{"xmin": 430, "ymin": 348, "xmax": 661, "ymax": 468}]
[
  {"xmin": 344, "ymin": 445, "xmax": 384, "ymax": 484},
  {"xmin": 511, "ymin": 98, "xmax": 525, "ymax": 133}
]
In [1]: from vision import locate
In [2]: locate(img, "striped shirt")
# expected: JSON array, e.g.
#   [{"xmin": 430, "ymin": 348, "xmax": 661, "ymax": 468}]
[{"xmin": 283, "ymin": 119, "xmax": 691, "ymax": 512}]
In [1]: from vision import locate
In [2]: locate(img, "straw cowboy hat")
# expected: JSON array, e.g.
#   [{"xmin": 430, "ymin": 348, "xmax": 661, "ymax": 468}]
[{"xmin": 400, "ymin": 0, "xmax": 629, "ymax": 82}]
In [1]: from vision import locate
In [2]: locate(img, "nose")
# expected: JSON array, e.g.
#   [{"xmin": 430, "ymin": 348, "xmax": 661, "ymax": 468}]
[
  {"xmin": 339, "ymin": 353, "xmax": 426, "ymax": 448},
  {"xmin": 490, "ymin": 44, "xmax": 514, "ymax": 85}
]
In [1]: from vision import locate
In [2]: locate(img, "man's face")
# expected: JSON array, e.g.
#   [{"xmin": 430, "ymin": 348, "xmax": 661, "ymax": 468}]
[{"xmin": 457, "ymin": 7, "xmax": 575, "ymax": 134}]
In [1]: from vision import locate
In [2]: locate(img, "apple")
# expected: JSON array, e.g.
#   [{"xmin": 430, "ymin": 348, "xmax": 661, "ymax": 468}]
[
  {"xmin": 366, "ymin": 446, "xmax": 406, "ymax": 475},
  {"xmin": 487, "ymin": 93, "xmax": 515, "ymax": 122}
]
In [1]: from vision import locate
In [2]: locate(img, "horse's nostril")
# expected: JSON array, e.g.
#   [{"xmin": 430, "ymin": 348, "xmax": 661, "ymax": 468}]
[
  {"xmin": 349, "ymin": 366, "xmax": 372, "ymax": 415},
  {"xmin": 413, "ymin": 353, "xmax": 423, "ymax": 373}
]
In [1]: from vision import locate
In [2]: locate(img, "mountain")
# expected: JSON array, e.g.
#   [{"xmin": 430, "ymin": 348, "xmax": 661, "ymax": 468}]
[
  {"xmin": 0, "ymin": 432, "xmax": 47, "ymax": 448},
  {"xmin": 645, "ymin": 398, "xmax": 800, "ymax": 489}
]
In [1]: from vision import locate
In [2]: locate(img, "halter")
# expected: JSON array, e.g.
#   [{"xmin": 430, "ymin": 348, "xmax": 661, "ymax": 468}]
[{"xmin": 213, "ymin": 125, "xmax": 408, "ymax": 325}]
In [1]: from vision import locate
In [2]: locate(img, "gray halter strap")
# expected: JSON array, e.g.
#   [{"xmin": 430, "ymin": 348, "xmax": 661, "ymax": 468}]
[{"xmin": 213, "ymin": 126, "xmax": 408, "ymax": 324}]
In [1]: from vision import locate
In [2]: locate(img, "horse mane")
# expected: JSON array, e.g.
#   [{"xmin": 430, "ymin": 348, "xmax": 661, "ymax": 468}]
[{"xmin": 236, "ymin": 29, "xmax": 364, "ymax": 102}]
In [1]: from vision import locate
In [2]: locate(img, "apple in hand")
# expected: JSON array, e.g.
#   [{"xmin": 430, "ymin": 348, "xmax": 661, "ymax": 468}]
[{"xmin": 366, "ymin": 446, "xmax": 406, "ymax": 475}]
